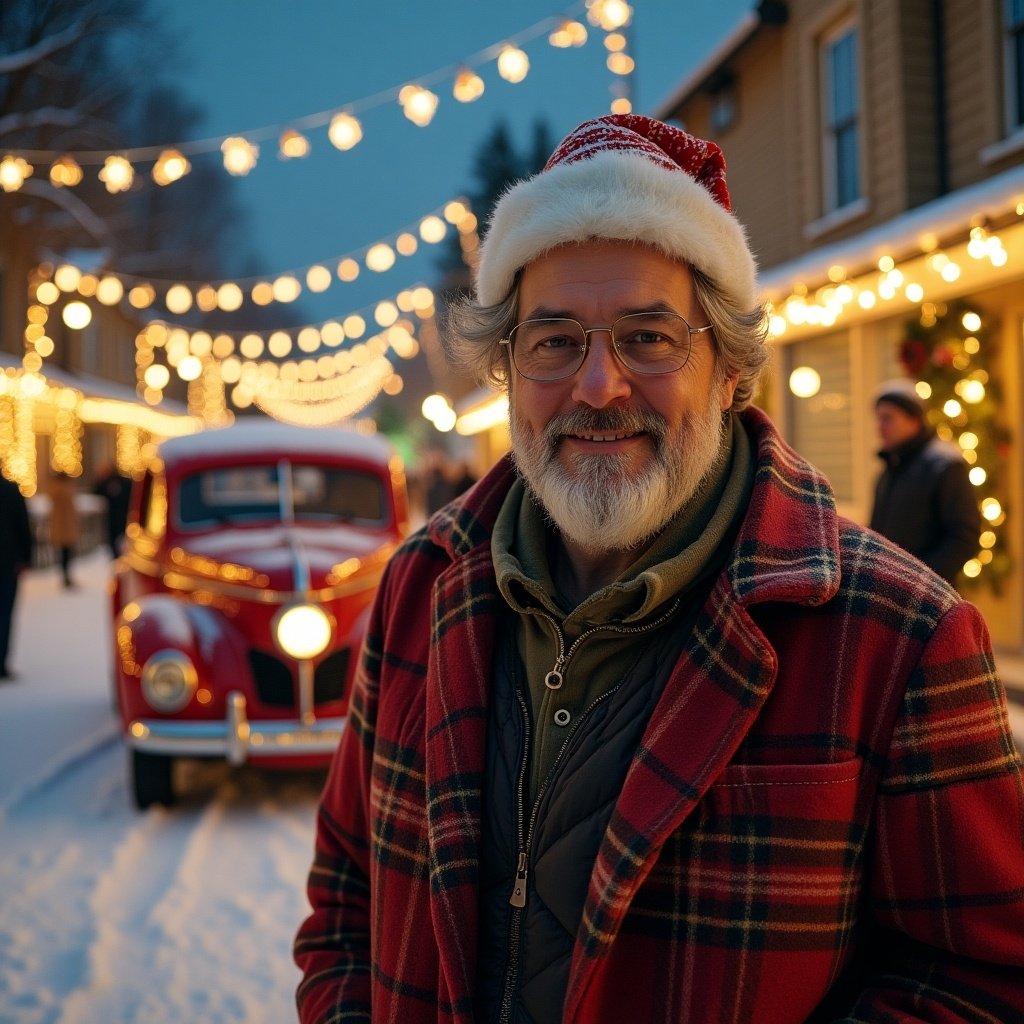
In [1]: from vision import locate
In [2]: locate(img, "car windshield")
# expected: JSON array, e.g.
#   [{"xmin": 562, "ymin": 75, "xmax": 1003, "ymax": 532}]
[{"xmin": 177, "ymin": 462, "xmax": 387, "ymax": 528}]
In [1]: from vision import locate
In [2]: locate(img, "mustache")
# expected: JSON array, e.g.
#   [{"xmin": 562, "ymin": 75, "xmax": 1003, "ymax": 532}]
[{"xmin": 542, "ymin": 406, "xmax": 668, "ymax": 450}]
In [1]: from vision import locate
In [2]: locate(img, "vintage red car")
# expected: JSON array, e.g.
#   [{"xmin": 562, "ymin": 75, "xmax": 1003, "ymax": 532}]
[{"xmin": 111, "ymin": 419, "xmax": 409, "ymax": 808}]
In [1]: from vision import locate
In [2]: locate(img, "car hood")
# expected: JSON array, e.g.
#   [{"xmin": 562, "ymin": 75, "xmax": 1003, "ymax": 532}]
[{"xmin": 166, "ymin": 524, "xmax": 393, "ymax": 596}]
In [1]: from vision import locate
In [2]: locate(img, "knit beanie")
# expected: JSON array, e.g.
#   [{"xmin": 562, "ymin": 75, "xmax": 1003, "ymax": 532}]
[
  {"xmin": 874, "ymin": 379, "xmax": 927, "ymax": 419},
  {"xmin": 474, "ymin": 113, "xmax": 758, "ymax": 310}
]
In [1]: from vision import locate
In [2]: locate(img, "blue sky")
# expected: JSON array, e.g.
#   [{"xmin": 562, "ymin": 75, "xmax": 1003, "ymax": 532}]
[{"xmin": 154, "ymin": 0, "xmax": 753, "ymax": 324}]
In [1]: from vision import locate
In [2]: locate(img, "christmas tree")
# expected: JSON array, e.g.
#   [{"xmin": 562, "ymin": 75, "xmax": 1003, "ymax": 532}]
[{"xmin": 899, "ymin": 300, "xmax": 1010, "ymax": 593}]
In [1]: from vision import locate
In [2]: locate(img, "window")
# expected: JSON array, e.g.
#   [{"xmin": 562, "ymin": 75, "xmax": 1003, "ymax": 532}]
[
  {"xmin": 1008, "ymin": 0, "xmax": 1024, "ymax": 130},
  {"xmin": 821, "ymin": 20, "xmax": 861, "ymax": 212}
]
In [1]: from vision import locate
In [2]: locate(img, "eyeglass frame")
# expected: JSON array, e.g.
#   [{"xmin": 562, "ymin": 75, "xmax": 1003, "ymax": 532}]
[{"xmin": 498, "ymin": 311, "xmax": 714, "ymax": 382}]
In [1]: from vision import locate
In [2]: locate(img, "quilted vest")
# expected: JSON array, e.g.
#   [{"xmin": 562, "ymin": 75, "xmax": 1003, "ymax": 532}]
[{"xmin": 475, "ymin": 594, "xmax": 706, "ymax": 1024}]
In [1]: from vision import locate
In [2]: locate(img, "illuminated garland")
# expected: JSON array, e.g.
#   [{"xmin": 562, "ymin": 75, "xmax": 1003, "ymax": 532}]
[
  {"xmin": 898, "ymin": 300, "xmax": 1011, "ymax": 592},
  {"xmin": 0, "ymin": 1, "xmax": 634, "ymax": 192},
  {"xmin": 32, "ymin": 200, "xmax": 477, "ymax": 315}
]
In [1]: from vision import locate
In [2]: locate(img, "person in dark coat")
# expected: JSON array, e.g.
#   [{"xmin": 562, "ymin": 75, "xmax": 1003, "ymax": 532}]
[
  {"xmin": 869, "ymin": 379, "xmax": 980, "ymax": 585},
  {"xmin": 0, "ymin": 474, "xmax": 34, "ymax": 680},
  {"xmin": 93, "ymin": 463, "xmax": 133, "ymax": 557}
]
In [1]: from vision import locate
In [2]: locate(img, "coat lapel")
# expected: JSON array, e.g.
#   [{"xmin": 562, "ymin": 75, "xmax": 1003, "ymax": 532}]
[
  {"xmin": 422, "ymin": 475, "xmax": 508, "ymax": 1021},
  {"xmin": 565, "ymin": 407, "xmax": 842, "ymax": 1020}
]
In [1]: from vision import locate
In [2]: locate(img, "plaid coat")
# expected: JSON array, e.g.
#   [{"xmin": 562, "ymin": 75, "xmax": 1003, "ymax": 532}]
[{"xmin": 295, "ymin": 408, "xmax": 1024, "ymax": 1023}]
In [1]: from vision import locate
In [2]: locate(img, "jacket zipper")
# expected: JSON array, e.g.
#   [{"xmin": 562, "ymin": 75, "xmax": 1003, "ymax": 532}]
[{"xmin": 497, "ymin": 597, "xmax": 681, "ymax": 1022}]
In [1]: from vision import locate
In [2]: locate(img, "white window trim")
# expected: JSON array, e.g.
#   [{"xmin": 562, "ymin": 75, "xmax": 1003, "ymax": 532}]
[
  {"xmin": 819, "ymin": 15, "xmax": 862, "ymax": 215},
  {"xmin": 804, "ymin": 196, "xmax": 871, "ymax": 240},
  {"xmin": 980, "ymin": 124, "xmax": 1024, "ymax": 164}
]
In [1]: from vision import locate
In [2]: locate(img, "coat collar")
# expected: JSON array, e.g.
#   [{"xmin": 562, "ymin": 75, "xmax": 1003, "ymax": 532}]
[
  {"xmin": 427, "ymin": 406, "xmax": 841, "ymax": 610},
  {"xmin": 422, "ymin": 407, "xmax": 841, "ymax": 1017}
]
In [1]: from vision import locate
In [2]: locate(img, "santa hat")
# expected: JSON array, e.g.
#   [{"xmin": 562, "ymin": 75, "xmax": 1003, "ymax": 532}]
[{"xmin": 474, "ymin": 113, "xmax": 758, "ymax": 310}]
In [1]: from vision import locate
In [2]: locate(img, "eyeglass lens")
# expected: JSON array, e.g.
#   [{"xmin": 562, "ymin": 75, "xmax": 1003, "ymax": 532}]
[{"xmin": 509, "ymin": 312, "xmax": 694, "ymax": 380}]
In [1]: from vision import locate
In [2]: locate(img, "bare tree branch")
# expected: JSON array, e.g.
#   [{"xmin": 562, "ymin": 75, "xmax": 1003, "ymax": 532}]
[
  {"xmin": 0, "ymin": 16, "xmax": 93, "ymax": 77},
  {"xmin": 18, "ymin": 178, "xmax": 113, "ymax": 247}
]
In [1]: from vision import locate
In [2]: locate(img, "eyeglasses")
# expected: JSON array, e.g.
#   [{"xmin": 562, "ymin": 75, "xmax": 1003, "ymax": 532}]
[{"xmin": 499, "ymin": 311, "xmax": 713, "ymax": 382}]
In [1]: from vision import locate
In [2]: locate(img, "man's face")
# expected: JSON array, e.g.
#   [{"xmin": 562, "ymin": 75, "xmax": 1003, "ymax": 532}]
[
  {"xmin": 875, "ymin": 401, "xmax": 924, "ymax": 451},
  {"xmin": 508, "ymin": 239, "xmax": 738, "ymax": 553}
]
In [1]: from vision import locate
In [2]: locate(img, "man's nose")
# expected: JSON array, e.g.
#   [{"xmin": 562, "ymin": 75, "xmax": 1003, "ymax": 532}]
[{"xmin": 570, "ymin": 332, "xmax": 632, "ymax": 408}]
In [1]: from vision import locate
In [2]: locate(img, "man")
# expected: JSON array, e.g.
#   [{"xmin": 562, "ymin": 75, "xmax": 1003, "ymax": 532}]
[
  {"xmin": 869, "ymin": 379, "xmax": 980, "ymax": 585},
  {"xmin": 0, "ymin": 472, "xmax": 33, "ymax": 679},
  {"xmin": 93, "ymin": 461, "xmax": 133, "ymax": 558},
  {"xmin": 295, "ymin": 115, "xmax": 1024, "ymax": 1022}
]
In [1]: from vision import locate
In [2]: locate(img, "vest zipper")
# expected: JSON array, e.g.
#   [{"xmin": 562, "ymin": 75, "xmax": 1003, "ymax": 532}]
[{"xmin": 498, "ymin": 597, "xmax": 681, "ymax": 1022}]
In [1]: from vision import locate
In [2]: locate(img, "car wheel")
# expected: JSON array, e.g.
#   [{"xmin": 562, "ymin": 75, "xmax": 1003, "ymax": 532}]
[{"xmin": 132, "ymin": 750, "xmax": 174, "ymax": 809}]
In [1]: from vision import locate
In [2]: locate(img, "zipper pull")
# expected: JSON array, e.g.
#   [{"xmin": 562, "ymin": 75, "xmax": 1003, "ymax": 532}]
[
  {"xmin": 509, "ymin": 851, "xmax": 528, "ymax": 908},
  {"xmin": 544, "ymin": 656, "xmax": 565, "ymax": 690}
]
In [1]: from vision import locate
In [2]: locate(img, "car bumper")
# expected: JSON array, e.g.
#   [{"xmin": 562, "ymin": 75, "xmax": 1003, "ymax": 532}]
[{"xmin": 127, "ymin": 690, "xmax": 345, "ymax": 764}]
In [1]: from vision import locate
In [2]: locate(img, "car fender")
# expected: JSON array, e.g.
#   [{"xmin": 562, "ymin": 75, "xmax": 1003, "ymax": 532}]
[{"xmin": 114, "ymin": 595, "xmax": 248, "ymax": 720}]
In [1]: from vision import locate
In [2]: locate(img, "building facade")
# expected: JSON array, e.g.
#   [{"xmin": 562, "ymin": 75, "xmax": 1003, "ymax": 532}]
[{"xmin": 657, "ymin": 0, "xmax": 1024, "ymax": 653}]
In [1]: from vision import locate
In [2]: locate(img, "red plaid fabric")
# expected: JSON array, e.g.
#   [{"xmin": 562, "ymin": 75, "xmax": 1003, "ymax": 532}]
[{"xmin": 295, "ymin": 408, "xmax": 1024, "ymax": 1023}]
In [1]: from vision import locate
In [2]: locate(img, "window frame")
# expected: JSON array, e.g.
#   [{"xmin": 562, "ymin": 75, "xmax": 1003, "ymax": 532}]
[{"xmin": 819, "ymin": 15, "xmax": 862, "ymax": 215}]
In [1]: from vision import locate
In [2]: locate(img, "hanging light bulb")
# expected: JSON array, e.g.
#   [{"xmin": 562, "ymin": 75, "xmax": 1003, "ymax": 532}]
[
  {"xmin": 453, "ymin": 68, "xmax": 485, "ymax": 102},
  {"xmin": 365, "ymin": 244, "xmax": 396, "ymax": 272},
  {"xmin": 62, "ymin": 301, "xmax": 93, "ymax": 330},
  {"xmin": 399, "ymin": 85, "xmax": 439, "ymax": 126},
  {"xmin": 497, "ymin": 45, "xmax": 530, "ymax": 83},
  {"xmin": 49, "ymin": 156, "xmax": 83, "ymax": 187},
  {"xmin": 221, "ymin": 137, "xmax": 259, "ymax": 176},
  {"xmin": 279, "ymin": 129, "xmax": 310, "ymax": 159},
  {"xmin": 587, "ymin": 0, "xmax": 632, "ymax": 30},
  {"xmin": 99, "ymin": 155, "xmax": 134, "ymax": 193},
  {"xmin": 419, "ymin": 216, "xmax": 447, "ymax": 243},
  {"xmin": 328, "ymin": 113, "xmax": 363, "ymax": 151},
  {"xmin": 152, "ymin": 149, "xmax": 191, "ymax": 185},
  {"xmin": 550, "ymin": 20, "xmax": 588, "ymax": 47},
  {"xmin": 0, "ymin": 156, "xmax": 33, "ymax": 192}
]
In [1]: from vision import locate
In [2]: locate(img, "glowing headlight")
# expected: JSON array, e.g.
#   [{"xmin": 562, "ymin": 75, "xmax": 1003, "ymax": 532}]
[
  {"xmin": 274, "ymin": 604, "xmax": 332, "ymax": 660},
  {"xmin": 140, "ymin": 650, "xmax": 198, "ymax": 712}
]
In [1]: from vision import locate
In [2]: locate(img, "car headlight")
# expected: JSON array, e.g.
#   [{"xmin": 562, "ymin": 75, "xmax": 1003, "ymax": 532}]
[
  {"xmin": 274, "ymin": 604, "xmax": 332, "ymax": 660},
  {"xmin": 140, "ymin": 651, "xmax": 198, "ymax": 712}
]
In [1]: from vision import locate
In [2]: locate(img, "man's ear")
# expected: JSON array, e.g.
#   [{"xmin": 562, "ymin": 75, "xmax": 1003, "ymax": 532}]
[{"xmin": 719, "ymin": 372, "xmax": 740, "ymax": 411}]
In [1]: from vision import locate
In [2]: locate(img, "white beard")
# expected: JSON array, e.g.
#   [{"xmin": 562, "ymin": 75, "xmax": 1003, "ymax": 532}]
[{"xmin": 510, "ymin": 384, "xmax": 728, "ymax": 553}]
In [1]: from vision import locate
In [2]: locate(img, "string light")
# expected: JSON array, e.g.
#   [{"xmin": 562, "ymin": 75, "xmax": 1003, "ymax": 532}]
[
  {"xmin": 49, "ymin": 156, "xmax": 83, "ymax": 187},
  {"xmin": 279, "ymin": 129, "xmax": 310, "ymax": 159},
  {"xmin": 399, "ymin": 85, "xmax": 439, "ymax": 127},
  {"xmin": 328, "ymin": 113, "xmax": 363, "ymax": 151},
  {"xmin": 0, "ymin": 156, "xmax": 33, "ymax": 192},
  {"xmin": 152, "ymin": 149, "xmax": 191, "ymax": 185},
  {"xmin": 99, "ymin": 155, "xmax": 134, "ymax": 193},
  {"xmin": 497, "ymin": 45, "xmax": 530, "ymax": 83},
  {"xmin": 221, "ymin": 137, "xmax": 258, "ymax": 175},
  {"xmin": 453, "ymin": 68, "xmax": 485, "ymax": 102}
]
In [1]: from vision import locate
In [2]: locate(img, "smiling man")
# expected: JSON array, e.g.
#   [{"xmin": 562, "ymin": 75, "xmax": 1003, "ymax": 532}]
[{"xmin": 295, "ymin": 115, "xmax": 1024, "ymax": 1023}]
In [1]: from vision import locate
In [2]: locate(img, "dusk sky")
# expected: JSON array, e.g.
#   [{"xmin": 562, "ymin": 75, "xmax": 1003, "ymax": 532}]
[{"xmin": 150, "ymin": 1, "xmax": 752, "ymax": 325}]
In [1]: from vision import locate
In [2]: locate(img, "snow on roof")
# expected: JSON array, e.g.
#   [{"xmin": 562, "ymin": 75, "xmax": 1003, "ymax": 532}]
[{"xmin": 158, "ymin": 419, "xmax": 396, "ymax": 466}]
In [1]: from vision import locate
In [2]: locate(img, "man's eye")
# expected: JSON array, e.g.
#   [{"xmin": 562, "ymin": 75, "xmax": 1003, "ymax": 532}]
[
  {"xmin": 536, "ymin": 335, "xmax": 574, "ymax": 349},
  {"xmin": 621, "ymin": 330, "xmax": 671, "ymax": 346}
]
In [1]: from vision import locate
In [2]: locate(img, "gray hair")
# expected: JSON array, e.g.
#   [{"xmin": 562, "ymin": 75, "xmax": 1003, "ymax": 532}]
[{"xmin": 443, "ymin": 265, "xmax": 770, "ymax": 411}]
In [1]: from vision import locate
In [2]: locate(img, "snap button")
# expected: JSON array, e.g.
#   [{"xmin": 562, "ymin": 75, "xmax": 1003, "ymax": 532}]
[{"xmin": 553, "ymin": 709, "xmax": 571, "ymax": 727}]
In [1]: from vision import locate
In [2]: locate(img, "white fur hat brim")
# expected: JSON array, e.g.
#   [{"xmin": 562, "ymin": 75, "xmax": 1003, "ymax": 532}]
[{"xmin": 475, "ymin": 149, "xmax": 758, "ymax": 310}]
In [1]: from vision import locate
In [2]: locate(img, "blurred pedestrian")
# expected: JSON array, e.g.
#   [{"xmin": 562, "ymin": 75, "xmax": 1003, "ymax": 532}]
[
  {"xmin": 0, "ymin": 473, "xmax": 33, "ymax": 680},
  {"xmin": 48, "ymin": 471, "xmax": 79, "ymax": 589},
  {"xmin": 93, "ymin": 462, "xmax": 132, "ymax": 557},
  {"xmin": 869, "ymin": 379, "xmax": 979, "ymax": 585}
]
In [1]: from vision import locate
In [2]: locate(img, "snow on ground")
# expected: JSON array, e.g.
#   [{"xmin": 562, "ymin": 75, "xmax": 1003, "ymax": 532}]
[
  {"xmin": 1, "ymin": 550, "xmax": 1022, "ymax": 1024},
  {"xmin": 0, "ymin": 552, "xmax": 325, "ymax": 1024}
]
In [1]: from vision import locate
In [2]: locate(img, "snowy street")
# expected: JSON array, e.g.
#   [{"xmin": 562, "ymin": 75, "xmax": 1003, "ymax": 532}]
[
  {"xmin": 0, "ymin": 553, "xmax": 323, "ymax": 1024},
  {"xmin": 1, "ymin": 551, "xmax": 1022, "ymax": 1024}
]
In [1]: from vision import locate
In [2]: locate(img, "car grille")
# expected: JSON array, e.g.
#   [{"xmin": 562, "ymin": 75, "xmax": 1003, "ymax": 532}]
[
  {"xmin": 247, "ymin": 647, "xmax": 350, "ymax": 709},
  {"xmin": 314, "ymin": 649, "xmax": 349, "ymax": 705},
  {"xmin": 248, "ymin": 649, "xmax": 295, "ymax": 707}
]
